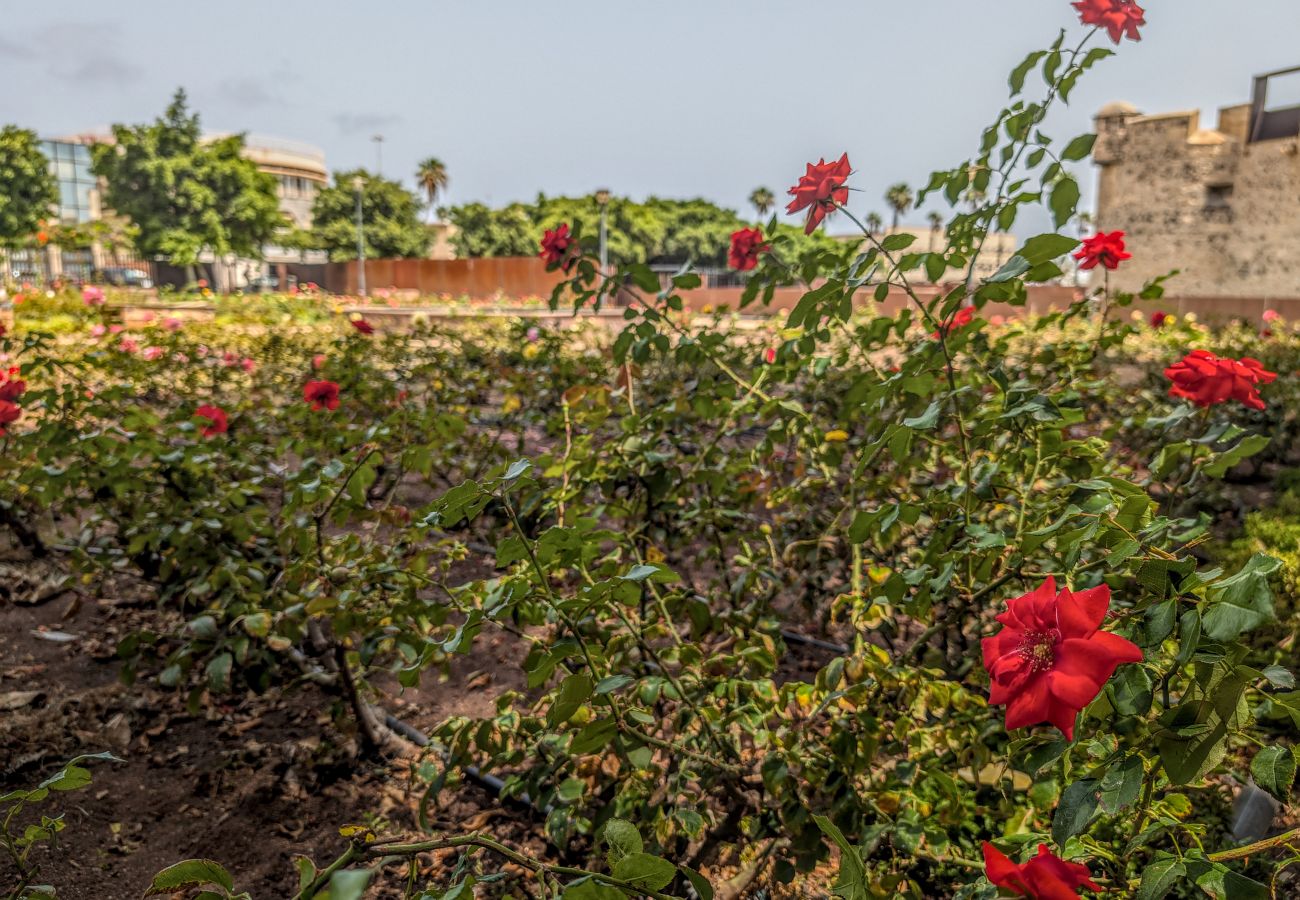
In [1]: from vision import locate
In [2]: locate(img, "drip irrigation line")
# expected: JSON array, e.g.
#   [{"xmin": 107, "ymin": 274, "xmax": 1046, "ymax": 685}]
[
  {"xmin": 779, "ymin": 629, "xmax": 848, "ymax": 654},
  {"xmin": 382, "ymin": 713, "xmax": 551, "ymax": 815}
]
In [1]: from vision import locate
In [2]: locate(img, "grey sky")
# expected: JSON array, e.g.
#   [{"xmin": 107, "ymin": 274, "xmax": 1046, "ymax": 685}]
[{"xmin": 4, "ymin": 1, "xmax": 1298, "ymax": 238}]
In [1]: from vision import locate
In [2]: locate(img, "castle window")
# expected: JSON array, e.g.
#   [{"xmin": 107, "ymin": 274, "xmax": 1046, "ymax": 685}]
[{"xmin": 1205, "ymin": 183, "xmax": 1233, "ymax": 210}]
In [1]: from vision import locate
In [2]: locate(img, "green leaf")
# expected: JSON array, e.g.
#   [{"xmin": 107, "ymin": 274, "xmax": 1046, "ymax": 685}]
[
  {"xmin": 1099, "ymin": 755, "xmax": 1144, "ymax": 813},
  {"xmin": 547, "ymin": 674, "xmax": 593, "ymax": 728},
  {"xmin": 1050, "ymin": 177, "xmax": 1081, "ymax": 229},
  {"xmin": 569, "ymin": 718, "xmax": 617, "ymax": 755},
  {"xmin": 1061, "ymin": 134, "xmax": 1097, "ymax": 161},
  {"xmin": 1202, "ymin": 554, "xmax": 1281, "ymax": 641},
  {"xmin": 680, "ymin": 864, "xmax": 715, "ymax": 900},
  {"xmin": 329, "ymin": 868, "xmax": 373, "ymax": 900},
  {"xmin": 621, "ymin": 564, "xmax": 660, "ymax": 582},
  {"xmin": 610, "ymin": 853, "xmax": 677, "ymax": 892},
  {"xmin": 1250, "ymin": 746, "xmax": 1297, "ymax": 799},
  {"xmin": 1019, "ymin": 233, "xmax": 1079, "ymax": 266},
  {"xmin": 813, "ymin": 815, "xmax": 868, "ymax": 900},
  {"xmin": 603, "ymin": 818, "xmax": 643, "ymax": 867},
  {"xmin": 1202, "ymin": 434, "xmax": 1270, "ymax": 478},
  {"xmin": 902, "ymin": 401, "xmax": 942, "ymax": 431},
  {"xmin": 1137, "ymin": 855, "xmax": 1185, "ymax": 900},
  {"xmin": 880, "ymin": 233, "xmax": 916, "ymax": 252},
  {"xmin": 1051, "ymin": 779, "xmax": 1100, "ymax": 844},
  {"xmin": 147, "ymin": 860, "xmax": 235, "ymax": 894},
  {"xmin": 39, "ymin": 766, "xmax": 92, "ymax": 793},
  {"xmin": 987, "ymin": 255, "xmax": 1030, "ymax": 283}
]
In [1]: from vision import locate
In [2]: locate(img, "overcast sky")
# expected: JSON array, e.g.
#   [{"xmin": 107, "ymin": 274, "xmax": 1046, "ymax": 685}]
[{"xmin": 3, "ymin": 1, "xmax": 1298, "ymax": 237}]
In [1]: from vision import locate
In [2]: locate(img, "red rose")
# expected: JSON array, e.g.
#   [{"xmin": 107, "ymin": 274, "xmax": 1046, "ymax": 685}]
[
  {"xmin": 304, "ymin": 380, "xmax": 341, "ymax": 412},
  {"xmin": 1073, "ymin": 230, "xmax": 1132, "ymax": 270},
  {"xmin": 983, "ymin": 842, "xmax": 1101, "ymax": 899},
  {"xmin": 786, "ymin": 153, "xmax": 851, "ymax": 235},
  {"xmin": 1165, "ymin": 350, "xmax": 1277, "ymax": 411},
  {"xmin": 0, "ymin": 400, "xmax": 21, "ymax": 435},
  {"xmin": 0, "ymin": 369, "xmax": 25, "ymax": 404},
  {"xmin": 930, "ymin": 305, "xmax": 977, "ymax": 340},
  {"xmin": 1150, "ymin": 310, "xmax": 1167, "ymax": 328},
  {"xmin": 982, "ymin": 576, "xmax": 1142, "ymax": 739},
  {"xmin": 350, "ymin": 318, "xmax": 375, "ymax": 335},
  {"xmin": 195, "ymin": 404, "xmax": 228, "ymax": 437},
  {"xmin": 763, "ymin": 347, "xmax": 777, "ymax": 365},
  {"xmin": 539, "ymin": 223, "xmax": 577, "ymax": 271},
  {"xmin": 728, "ymin": 227, "xmax": 770, "ymax": 271},
  {"xmin": 1073, "ymin": 0, "xmax": 1145, "ymax": 43}
]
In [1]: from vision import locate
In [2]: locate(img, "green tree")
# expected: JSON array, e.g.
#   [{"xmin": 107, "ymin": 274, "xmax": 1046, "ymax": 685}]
[
  {"xmin": 748, "ymin": 187, "xmax": 775, "ymax": 220},
  {"xmin": 90, "ymin": 89, "xmax": 284, "ymax": 266},
  {"xmin": 927, "ymin": 210, "xmax": 944, "ymax": 251},
  {"xmin": 416, "ymin": 157, "xmax": 449, "ymax": 223},
  {"xmin": 0, "ymin": 126, "xmax": 58, "ymax": 249},
  {"xmin": 865, "ymin": 211, "xmax": 883, "ymax": 235},
  {"xmin": 306, "ymin": 169, "xmax": 430, "ymax": 261},
  {"xmin": 446, "ymin": 193, "xmax": 841, "ymax": 268},
  {"xmin": 884, "ymin": 182, "xmax": 914, "ymax": 230}
]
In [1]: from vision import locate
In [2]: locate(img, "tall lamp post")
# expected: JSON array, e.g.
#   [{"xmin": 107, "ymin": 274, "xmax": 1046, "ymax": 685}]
[
  {"xmin": 595, "ymin": 187, "xmax": 611, "ymax": 273},
  {"xmin": 353, "ymin": 175, "xmax": 367, "ymax": 297}
]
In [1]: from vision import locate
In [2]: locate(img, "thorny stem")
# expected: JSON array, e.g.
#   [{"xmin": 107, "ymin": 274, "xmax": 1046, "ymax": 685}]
[{"xmin": 1207, "ymin": 826, "xmax": 1300, "ymax": 862}]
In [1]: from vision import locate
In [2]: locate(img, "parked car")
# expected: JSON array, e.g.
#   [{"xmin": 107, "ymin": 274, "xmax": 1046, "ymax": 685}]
[{"xmin": 96, "ymin": 267, "xmax": 154, "ymax": 289}]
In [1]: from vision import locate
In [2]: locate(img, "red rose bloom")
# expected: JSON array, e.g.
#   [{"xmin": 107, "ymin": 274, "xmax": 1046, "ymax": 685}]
[
  {"xmin": 539, "ymin": 223, "xmax": 577, "ymax": 271},
  {"xmin": 1073, "ymin": 0, "xmax": 1145, "ymax": 43},
  {"xmin": 983, "ymin": 843, "xmax": 1102, "ymax": 899},
  {"xmin": 303, "ymin": 380, "xmax": 341, "ymax": 412},
  {"xmin": 350, "ymin": 318, "xmax": 375, "ymax": 335},
  {"xmin": 0, "ymin": 369, "xmax": 25, "ymax": 404},
  {"xmin": 728, "ymin": 228, "xmax": 770, "ymax": 271},
  {"xmin": 786, "ymin": 153, "xmax": 852, "ymax": 235},
  {"xmin": 1149, "ymin": 310, "xmax": 1167, "ymax": 328},
  {"xmin": 1165, "ymin": 350, "xmax": 1277, "ymax": 411},
  {"xmin": 0, "ymin": 400, "xmax": 21, "ymax": 435},
  {"xmin": 195, "ymin": 404, "xmax": 228, "ymax": 437},
  {"xmin": 930, "ymin": 305, "xmax": 977, "ymax": 340},
  {"xmin": 1073, "ymin": 230, "xmax": 1132, "ymax": 270},
  {"xmin": 982, "ymin": 576, "xmax": 1142, "ymax": 740}
]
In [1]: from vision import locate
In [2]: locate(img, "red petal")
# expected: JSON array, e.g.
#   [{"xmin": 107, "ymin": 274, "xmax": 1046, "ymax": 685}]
[{"xmin": 1055, "ymin": 584, "xmax": 1110, "ymax": 638}]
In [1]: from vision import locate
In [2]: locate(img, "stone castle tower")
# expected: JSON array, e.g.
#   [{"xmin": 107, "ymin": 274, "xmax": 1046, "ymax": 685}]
[{"xmin": 1093, "ymin": 66, "xmax": 1300, "ymax": 299}]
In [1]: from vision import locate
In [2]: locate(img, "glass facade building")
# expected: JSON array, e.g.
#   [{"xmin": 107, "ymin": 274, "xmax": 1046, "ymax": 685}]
[{"xmin": 39, "ymin": 140, "xmax": 96, "ymax": 224}]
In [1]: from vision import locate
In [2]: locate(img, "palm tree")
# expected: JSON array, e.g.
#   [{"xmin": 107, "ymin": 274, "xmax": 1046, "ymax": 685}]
[
  {"xmin": 865, "ymin": 212, "xmax": 883, "ymax": 235},
  {"xmin": 1076, "ymin": 211, "xmax": 1094, "ymax": 238},
  {"xmin": 927, "ymin": 211, "xmax": 944, "ymax": 251},
  {"xmin": 885, "ymin": 182, "xmax": 914, "ymax": 230},
  {"xmin": 748, "ymin": 187, "xmax": 775, "ymax": 221},
  {"xmin": 416, "ymin": 157, "xmax": 449, "ymax": 223}
]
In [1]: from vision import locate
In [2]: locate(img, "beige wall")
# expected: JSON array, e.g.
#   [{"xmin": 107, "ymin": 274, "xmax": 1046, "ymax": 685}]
[{"xmin": 1094, "ymin": 101, "xmax": 1300, "ymax": 298}]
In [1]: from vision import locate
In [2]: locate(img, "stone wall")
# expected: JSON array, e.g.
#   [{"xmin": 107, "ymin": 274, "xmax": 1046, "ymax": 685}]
[{"xmin": 1094, "ymin": 99, "xmax": 1300, "ymax": 298}]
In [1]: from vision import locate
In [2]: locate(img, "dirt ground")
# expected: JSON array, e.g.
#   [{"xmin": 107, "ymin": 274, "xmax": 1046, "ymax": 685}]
[{"xmin": 0, "ymin": 562, "xmax": 547, "ymax": 899}]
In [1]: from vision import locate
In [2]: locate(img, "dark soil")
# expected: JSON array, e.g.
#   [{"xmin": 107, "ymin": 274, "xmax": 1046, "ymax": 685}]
[{"xmin": 0, "ymin": 561, "xmax": 543, "ymax": 899}]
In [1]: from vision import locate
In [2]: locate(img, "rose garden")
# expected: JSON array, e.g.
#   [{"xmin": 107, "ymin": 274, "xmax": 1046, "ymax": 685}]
[{"xmin": 2, "ymin": 2, "xmax": 1299, "ymax": 898}]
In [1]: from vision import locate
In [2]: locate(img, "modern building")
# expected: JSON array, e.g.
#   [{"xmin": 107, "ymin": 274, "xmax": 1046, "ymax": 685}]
[
  {"xmin": 34, "ymin": 131, "xmax": 329, "ymax": 286},
  {"xmin": 1093, "ymin": 65, "xmax": 1300, "ymax": 298}
]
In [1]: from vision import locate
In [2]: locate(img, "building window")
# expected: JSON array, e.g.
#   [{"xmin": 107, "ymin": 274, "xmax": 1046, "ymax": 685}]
[{"xmin": 1205, "ymin": 184, "xmax": 1233, "ymax": 210}]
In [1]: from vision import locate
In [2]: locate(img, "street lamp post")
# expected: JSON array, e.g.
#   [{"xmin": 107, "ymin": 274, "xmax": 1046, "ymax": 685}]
[
  {"xmin": 595, "ymin": 188, "xmax": 611, "ymax": 273},
  {"xmin": 353, "ymin": 175, "xmax": 367, "ymax": 297}
]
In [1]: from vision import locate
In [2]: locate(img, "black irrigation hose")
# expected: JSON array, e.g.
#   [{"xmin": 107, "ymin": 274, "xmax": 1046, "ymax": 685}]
[
  {"xmin": 779, "ymin": 629, "xmax": 848, "ymax": 654},
  {"xmin": 382, "ymin": 713, "xmax": 551, "ymax": 815}
]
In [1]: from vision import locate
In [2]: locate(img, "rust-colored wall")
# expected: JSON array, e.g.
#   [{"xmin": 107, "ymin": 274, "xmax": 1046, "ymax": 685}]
[
  {"xmin": 323, "ymin": 257, "xmax": 1300, "ymax": 323},
  {"xmin": 327, "ymin": 257, "xmax": 566, "ymax": 299}
]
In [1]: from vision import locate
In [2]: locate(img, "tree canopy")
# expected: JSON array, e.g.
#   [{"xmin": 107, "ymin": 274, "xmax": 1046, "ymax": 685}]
[
  {"xmin": 445, "ymin": 193, "xmax": 842, "ymax": 267},
  {"xmin": 90, "ymin": 90, "xmax": 284, "ymax": 265},
  {"xmin": 305, "ymin": 169, "xmax": 430, "ymax": 261},
  {"xmin": 0, "ymin": 126, "xmax": 58, "ymax": 248}
]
